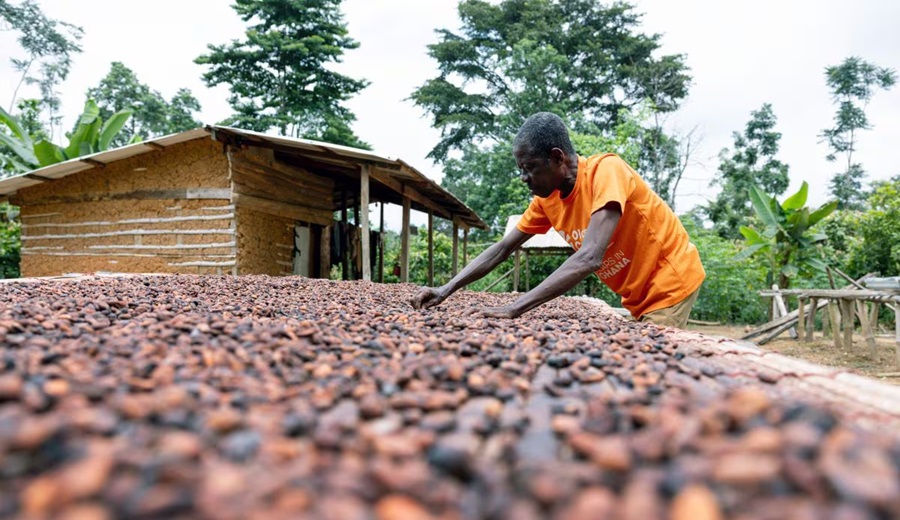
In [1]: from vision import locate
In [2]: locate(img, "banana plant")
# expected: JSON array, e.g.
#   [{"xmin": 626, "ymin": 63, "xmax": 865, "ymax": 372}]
[
  {"xmin": 735, "ymin": 181, "xmax": 838, "ymax": 289},
  {"xmin": 0, "ymin": 100, "xmax": 136, "ymax": 174}
]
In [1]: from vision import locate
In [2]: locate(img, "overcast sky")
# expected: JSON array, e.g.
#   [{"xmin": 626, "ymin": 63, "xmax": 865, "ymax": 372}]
[{"xmin": 2, "ymin": 0, "xmax": 899, "ymax": 230}]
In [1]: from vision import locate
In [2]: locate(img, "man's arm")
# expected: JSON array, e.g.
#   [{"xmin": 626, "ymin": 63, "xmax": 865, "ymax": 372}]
[
  {"xmin": 470, "ymin": 203, "xmax": 621, "ymax": 318},
  {"xmin": 410, "ymin": 227, "xmax": 534, "ymax": 309}
]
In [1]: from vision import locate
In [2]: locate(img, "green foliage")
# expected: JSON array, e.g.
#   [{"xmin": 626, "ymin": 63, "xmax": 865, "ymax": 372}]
[
  {"xmin": 0, "ymin": 99, "xmax": 134, "ymax": 173},
  {"xmin": 0, "ymin": 202, "xmax": 20, "ymax": 278},
  {"xmin": 411, "ymin": 0, "xmax": 690, "ymax": 162},
  {"xmin": 195, "ymin": 0, "xmax": 369, "ymax": 147},
  {"xmin": 821, "ymin": 57, "xmax": 897, "ymax": 210},
  {"xmin": 0, "ymin": 0, "xmax": 83, "ymax": 137},
  {"xmin": 826, "ymin": 177, "xmax": 900, "ymax": 279},
  {"xmin": 86, "ymin": 62, "xmax": 203, "ymax": 146},
  {"xmin": 736, "ymin": 182, "xmax": 837, "ymax": 289},
  {"xmin": 707, "ymin": 103, "xmax": 790, "ymax": 239},
  {"xmin": 680, "ymin": 217, "xmax": 767, "ymax": 324}
]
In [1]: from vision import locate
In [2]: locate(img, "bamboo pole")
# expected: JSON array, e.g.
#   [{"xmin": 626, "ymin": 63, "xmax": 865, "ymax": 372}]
[{"xmin": 798, "ymin": 298, "xmax": 806, "ymax": 341}]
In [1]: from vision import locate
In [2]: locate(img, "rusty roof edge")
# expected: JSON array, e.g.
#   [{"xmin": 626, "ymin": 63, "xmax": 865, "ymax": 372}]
[
  {"xmin": 395, "ymin": 159, "xmax": 488, "ymax": 230},
  {"xmin": 211, "ymin": 126, "xmax": 487, "ymax": 230}
]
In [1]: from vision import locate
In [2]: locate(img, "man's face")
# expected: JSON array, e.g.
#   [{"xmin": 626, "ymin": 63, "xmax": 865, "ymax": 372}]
[{"xmin": 514, "ymin": 146, "xmax": 562, "ymax": 198}]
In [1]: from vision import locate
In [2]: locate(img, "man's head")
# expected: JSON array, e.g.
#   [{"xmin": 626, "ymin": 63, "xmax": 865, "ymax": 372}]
[{"xmin": 512, "ymin": 112, "xmax": 578, "ymax": 198}]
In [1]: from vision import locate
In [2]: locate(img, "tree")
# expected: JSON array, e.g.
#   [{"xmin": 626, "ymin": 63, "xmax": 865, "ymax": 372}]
[
  {"xmin": 411, "ymin": 0, "xmax": 690, "ymax": 162},
  {"xmin": 86, "ymin": 62, "xmax": 203, "ymax": 146},
  {"xmin": 736, "ymin": 182, "xmax": 837, "ymax": 290},
  {"xmin": 849, "ymin": 176, "xmax": 900, "ymax": 277},
  {"xmin": 195, "ymin": 0, "xmax": 369, "ymax": 148},
  {"xmin": 0, "ymin": 0, "xmax": 83, "ymax": 139},
  {"xmin": 707, "ymin": 103, "xmax": 790, "ymax": 239},
  {"xmin": 821, "ymin": 57, "xmax": 896, "ymax": 210}
]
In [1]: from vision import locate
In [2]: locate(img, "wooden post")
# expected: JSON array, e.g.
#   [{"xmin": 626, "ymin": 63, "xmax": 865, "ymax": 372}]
[
  {"xmin": 822, "ymin": 301, "xmax": 830, "ymax": 338},
  {"xmin": 869, "ymin": 302, "xmax": 880, "ymax": 332},
  {"xmin": 798, "ymin": 298, "xmax": 806, "ymax": 342},
  {"xmin": 341, "ymin": 189, "xmax": 349, "ymax": 281},
  {"xmin": 829, "ymin": 301, "xmax": 842, "ymax": 349},
  {"xmin": 841, "ymin": 299, "xmax": 854, "ymax": 349},
  {"xmin": 525, "ymin": 251, "xmax": 531, "ymax": 292},
  {"xmin": 462, "ymin": 228, "xmax": 468, "ymax": 266},
  {"xmin": 320, "ymin": 224, "xmax": 331, "ymax": 279},
  {"xmin": 427, "ymin": 210, "xmax": 434, "ymax": 286},
  {"xmin": 451, "ymin": 220, "xmax": 459, "ymax": 277},
  {"xmin": 806, "ymin": 298, "xmax": 817, "ymax": 342},
  {"xmin": 400, "ymin": 196, "xmax": 410, "ymax": 283},
  {"xmin": 513, "ymin": 250, "xmax": 520, "ymax": 292},
  {"xmin": 378, "ymin": 202, "xmax": 385, "ymax": 283},
  {"xmin": 855, "ymin": 300, "xmax": 877, "ymax": 357},
  {"xmin": 893, "ymin": 303, "xmax": 900, "ymax": 366},
  {"xmin": 360, "ymin": 165, "xmax": 371, "ymax": 282}
]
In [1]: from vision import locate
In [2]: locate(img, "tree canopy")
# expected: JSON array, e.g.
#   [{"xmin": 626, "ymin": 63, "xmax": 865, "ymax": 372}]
[
  {"xmin": 821, "ymin": 57, "xmax": 896, "ymax": 210},
  {"xmin": 195, "ymin": 0, "xmax": 369, "ymax": 148},
  {"xmin": 86, "ymin": 62, "xmax": 203, "ymax": 146},
  {"xmin": 0, "ymin": 0, "xmax": 83, "ymax": 138},
  {"xmin": 707, "ymin": 103, "xmax": 790, "ymax": 239},
  {"xmin": 411, "ymin": 0, "xmax": 690, "ymax": 163}
]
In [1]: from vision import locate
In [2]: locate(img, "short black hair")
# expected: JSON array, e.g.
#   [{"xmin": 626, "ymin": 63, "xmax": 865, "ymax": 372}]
[{"xmin": 513, "ymin": 112, "xmax": 576, "ymax": 161}]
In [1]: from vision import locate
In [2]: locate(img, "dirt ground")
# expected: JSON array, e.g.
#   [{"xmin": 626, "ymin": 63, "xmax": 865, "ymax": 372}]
[{"xmin": 687, "ymin": 323, "xmax": 900, "ymax": 386}]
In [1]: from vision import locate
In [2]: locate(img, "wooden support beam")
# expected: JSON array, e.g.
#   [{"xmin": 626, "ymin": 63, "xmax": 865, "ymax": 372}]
[
  {"xmin": 379, "ymin": 202, "xmax": 385, "ymax": 283},
  {"xmin": 143, "ymin": 141, "xmax": 165, "ymax": 150},
  {"xmin": 856, "ymin": 300, "xmax": 877, "ymax": 357},
  {"xmin": 894, "ymin": 303, "xmax": 900, "ymax": 367},
  {"xmin": 842, "ymin": 299, "xmax": 854, "ymax": 349},
  {"xmin": 368, "ymin": 168, "xmax": 453, "ymax": 220},
  {"xmin": 806, "ymin": 298, "xmax": 818, "ymax": 342},
  {"xmin": 829, "ymin": 301, "xmax": 842, "ymax": 348},
  {"xmin": 525, "ymin": 251, "xmax": 531, "ymax": 292},
  {"xmin": 463, "ymin": 228, "xmax": 468, "ymax": 266},
  {"xmin": 360, "ymin": 165, "xmax": 371, "ymax": 282},
  {"xmin": 320, "ymin": 225, "xmax": 331, "ymax": 279},
  {"xmin": 451, "ymin": 221, "xmax": 459, "ymax": 277},
  {"xmin": 798, "ymin": 298, "xmax": 806, "ymax": 342},
  {"xmin": 400, "ymin": 196, "xmax": 410, "ymax": 283},
  {"xmin": 513, "ymin": 250, "xmax": 520, "ymax": 292},
  {"xmin": 427, "ymin": 209, "xmax": 434, "ymax": 286},
  {"xmin": 341, "ymin": 189, "xmax": 349, "ymax": 281},
  {"xmin": 231, "ymin": 193, "xmax": 330, "ymax": 226}
]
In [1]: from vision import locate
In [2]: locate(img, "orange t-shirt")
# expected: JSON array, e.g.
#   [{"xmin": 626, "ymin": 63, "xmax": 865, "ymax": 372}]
[{"xmin": 516, "ymin": 153, "xmax": 705, "ymax": 318}]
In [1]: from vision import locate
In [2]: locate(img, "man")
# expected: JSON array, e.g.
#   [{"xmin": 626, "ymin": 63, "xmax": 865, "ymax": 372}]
[{"xmin": 410, "ymin": 112, "xmax": 705, "ymax": 328}]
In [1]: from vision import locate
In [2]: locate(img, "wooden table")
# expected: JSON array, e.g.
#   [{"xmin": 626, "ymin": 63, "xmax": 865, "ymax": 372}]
[{"xmin": 760, "ymin": 288, "xmax": 900, "ymax": 364}]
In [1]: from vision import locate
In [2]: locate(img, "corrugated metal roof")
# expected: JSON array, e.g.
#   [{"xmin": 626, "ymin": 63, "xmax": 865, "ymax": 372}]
[
  {"xmin": 0, "ymin": 128, "xmax": 210, "ymax": 197},
  {"xmin": 504, "ymin": 214, "xmax": 573, "ymax": 251},
  {"xmin": 0, "ymin": 126, "xmax": 487, "ymax": 230}
]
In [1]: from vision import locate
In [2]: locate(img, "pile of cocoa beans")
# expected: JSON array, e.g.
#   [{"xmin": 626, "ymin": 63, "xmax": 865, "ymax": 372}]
[{"xmin": 0, "ymin": 275, "xmax": 897, "ymax": 519}]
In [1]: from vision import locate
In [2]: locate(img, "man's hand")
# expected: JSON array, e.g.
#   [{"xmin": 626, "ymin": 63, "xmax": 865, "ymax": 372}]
[
  {"xmin": 410, "ymin": 286, "xmax": 449, "ymax": 310},
  {"xmin": 463, "ymin": 304, "xmax": 521, "ymax": 319}
]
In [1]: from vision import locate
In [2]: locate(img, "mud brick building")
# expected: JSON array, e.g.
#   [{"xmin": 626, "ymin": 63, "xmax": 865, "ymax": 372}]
[{"xmin": 0, "ymin": 127, "xmax": 486, "ymax": 279}]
